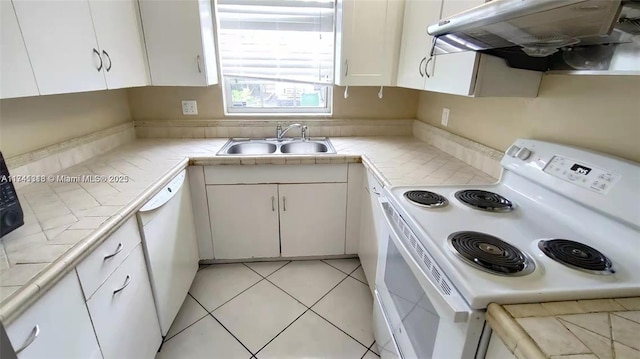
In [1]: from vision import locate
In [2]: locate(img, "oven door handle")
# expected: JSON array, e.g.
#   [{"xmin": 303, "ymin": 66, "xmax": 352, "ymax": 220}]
[{"xmin": 378, "ymin": 197, "xmax": 472, "ymax": 323}]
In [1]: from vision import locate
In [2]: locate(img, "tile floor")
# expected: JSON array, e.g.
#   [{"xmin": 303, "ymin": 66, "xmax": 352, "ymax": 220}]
[{"xmin": 156, "ymin": 258, "xmax": 379, "ymax": 359}]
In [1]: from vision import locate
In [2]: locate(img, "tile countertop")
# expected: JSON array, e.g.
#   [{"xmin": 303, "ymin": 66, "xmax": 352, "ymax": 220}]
[
  {"xmin": 488, "ymin": 298, "xmax": 640, "ymax": 359},
  {"xmin": 0, "ymin": 137, "xmax": 496, "ymax": 324}
]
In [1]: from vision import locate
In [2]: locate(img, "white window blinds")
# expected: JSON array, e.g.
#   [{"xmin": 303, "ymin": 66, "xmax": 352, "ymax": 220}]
[{"xmin": 216, "ymin": 0, "xmax": 335, "ymax": 85}]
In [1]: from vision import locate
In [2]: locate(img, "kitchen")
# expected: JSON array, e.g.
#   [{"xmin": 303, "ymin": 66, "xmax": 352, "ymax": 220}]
[{"xmin": 1, "ymin": 0, "xmax": 639, "ymax": 358}]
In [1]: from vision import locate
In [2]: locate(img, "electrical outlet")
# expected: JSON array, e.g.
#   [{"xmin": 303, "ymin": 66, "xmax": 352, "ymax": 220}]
[
  {"xmin": 182, "ymin": 100, "xmax": 198, "ymax": 115},
  {"xmin": 441, "ymin": 108, "xmax": 450, "ymax": 127}
]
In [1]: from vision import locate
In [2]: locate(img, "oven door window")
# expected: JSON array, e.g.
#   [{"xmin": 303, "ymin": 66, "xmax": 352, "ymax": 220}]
[{"xmin": 384, "ymin": 236, "xmax": 440, "ymax": 359}]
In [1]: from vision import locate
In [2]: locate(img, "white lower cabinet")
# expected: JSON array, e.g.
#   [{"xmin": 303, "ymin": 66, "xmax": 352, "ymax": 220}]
[
  {"xmin": 86, "ymin": 244, "xmax": 161, "ymax": 359},
  {"xmin": 207, "ymin": 184, "xmax": 281, "ymax": 259},
  {"xmin": 358, "ymin": 168, "xmax": 385, "ymax": 294},
  {"xmin": 205, "ymin": 165, "xmax": 349, "ymax": 259},
  {"xmin": 207, "ymin": 182, "xmax": 348, "ymax": 259},
  {"xmin": 6, "ymin": 272, "xmax": 102, "ymax": 359},
  {"xmin": 279, "ymin": 183, "xmax": 347, "ymax": 257}
]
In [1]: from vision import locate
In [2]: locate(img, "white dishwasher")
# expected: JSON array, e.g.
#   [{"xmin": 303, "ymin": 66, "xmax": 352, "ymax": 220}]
[{"xmin": 137, "ymin": 169, "xmax": 199, "ymax": 337}]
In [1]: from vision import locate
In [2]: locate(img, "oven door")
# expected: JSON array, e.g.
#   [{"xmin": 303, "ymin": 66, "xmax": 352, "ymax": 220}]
[{"xmin": 374, "ymin": 197, "xmax": 485, "ymax": 359}]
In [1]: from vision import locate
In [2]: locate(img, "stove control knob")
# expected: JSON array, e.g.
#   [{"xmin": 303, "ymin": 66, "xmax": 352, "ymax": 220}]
[
  {"xmin": 516, "ymin": 147, "xmax": 532, "ymax": 160},
  {"xmin": 506, "ymin": 145, "xmax": 521, "ymax": 157}
]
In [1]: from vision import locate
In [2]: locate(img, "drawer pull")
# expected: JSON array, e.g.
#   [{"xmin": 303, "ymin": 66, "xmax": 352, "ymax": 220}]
[
  {"xmin": 103, "ymin": 242, "xmax": 124, "ymax": 260},
  {"xmin": 113, "ymin": 275, "xmax": 132, "ymax": 295},
  {"xmin": 15, "ymin": 325, "xmax": 40, "ymax": 354}
]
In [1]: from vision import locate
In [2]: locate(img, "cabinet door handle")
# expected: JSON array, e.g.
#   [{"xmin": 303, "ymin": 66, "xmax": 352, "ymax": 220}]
[
  {"xmin": 271, "ymin": 196, "xmax": 275, "ymax": 211},
  {"xmin": 425, "ymin": 57, "xmax": 434, "ymax": 78},
  {"xmin": 113, "ymin": 274, "xmax": 132, "ymax": 295},
  {"xmin": 103, "ymin": 242, "xmax": 123, "ymax": 261},
  {"xmin": 15, "ymin": 325, "xmax": 40, "ymax": 354},
  {"xmin": 344, "ymin": 59, "xmax": 349, "ymax": 77},
  {"xmin": 93, "ymin": 48, "xmax": 103, "ymax": 71},
  {"xmin": 419, "ymin": 57, "xmax": 426, "ymax": 77},
  {"xmin": 102, "ymin": 50, "xmax": 112, "ymax": 72},
  {"xmin": 197, "ymin": 55, "xmax": 202, "ymax": 73},
  {"xmin": 282, "ymin": 196, "xmax": 286, "ymax": 211}
]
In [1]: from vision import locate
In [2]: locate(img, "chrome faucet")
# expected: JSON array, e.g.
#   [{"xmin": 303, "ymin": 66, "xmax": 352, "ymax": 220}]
[{"xmin": 276, "ymin": 123, "xmax": 308, "ymax": 141}]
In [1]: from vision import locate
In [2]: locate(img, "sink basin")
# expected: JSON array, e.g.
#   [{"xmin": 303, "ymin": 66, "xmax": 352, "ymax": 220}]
[
  {"xmin": 217, "ymin": 137, "xmax": 335, "ymax": 155},
  {"xmin": 226, "ymin": 142, "xmax": 277, "ymax": 155},
  {"xmin": 280, "ymin": 142, "xmax": 328, "ymax": 154}
]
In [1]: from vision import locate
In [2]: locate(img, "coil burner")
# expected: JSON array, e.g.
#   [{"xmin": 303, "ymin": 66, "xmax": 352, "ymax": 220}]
[
  {"xmin": 403, "ymin": 190, "xmax": 448, "ymax": 208},
  {"xmin": 448, "ymin": 231, "xmax": 535, "ymax": 276},
  {"xmin": 455, "ymin": 190, "xmax": 514, "ymax": 212},
  {"xmin": 539, "ymin": 239, "xmax": 614, "ymax": 275}
]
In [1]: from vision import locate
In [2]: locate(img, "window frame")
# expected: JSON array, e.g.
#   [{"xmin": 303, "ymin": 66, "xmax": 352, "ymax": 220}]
[
  {"xmin": 222, "ymin": 77, "xmax": 333, "ymax": 116},
  {"xmin": 215, "ymin": 0, "xmax": 336, "ymax": 116}
]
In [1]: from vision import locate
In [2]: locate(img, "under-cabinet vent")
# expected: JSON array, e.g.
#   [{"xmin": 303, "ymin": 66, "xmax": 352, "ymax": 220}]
[
  {"xmin": 383, "ymin": 201, "xmax": 457, "ymax": 297},
  {"xmin": 423, "ymin": 255, "xmax": 432, "ymax": 269},
  {"xmin": 441, "ymin": 281, "xmax": 452, "ymax": 295},
  {"xmin": 432, "ymin": 267, "xmax": 441, "ymax": 282}
]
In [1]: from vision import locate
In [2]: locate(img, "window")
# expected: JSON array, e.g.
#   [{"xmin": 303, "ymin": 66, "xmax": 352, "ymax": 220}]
[{"xmin": 216, "ymin": 0, "xmax": 335, "ymax": 115}]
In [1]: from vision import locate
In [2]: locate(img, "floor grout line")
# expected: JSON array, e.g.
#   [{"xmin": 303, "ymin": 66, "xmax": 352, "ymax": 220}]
[
  {"xmin": 242, "ymin": 260, "xmax": 292, "ymax": 279},
  {"xmin": 174, "ymin": 259, "xmax": 371, "ymax": 358},
  {"xmin": 208, "ymin": 311, "xmax": 256, "ymax": 357},
  {"xmin": 253, "ymin": 308, "xmax": 312, "ymax": 356},
  {"xmin": 309, "ymin": 307, "xmax": 372, "ymax": 350},
  {"xmin": 161, "ymin": 293, "xmax": 211, "ymax": 342},
  {"xmin": 321, "ymin": 258, "xmax": 361, "ymax": 276}
]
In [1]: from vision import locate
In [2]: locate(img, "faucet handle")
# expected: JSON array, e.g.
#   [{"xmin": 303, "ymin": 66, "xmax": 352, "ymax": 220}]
[{"xmin": 301, "ymin": 125, "xmax": 309, "ymax": 140}]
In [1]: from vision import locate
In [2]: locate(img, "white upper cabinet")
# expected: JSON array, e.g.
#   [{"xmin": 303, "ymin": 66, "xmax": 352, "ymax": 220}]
[
  {"xmin": 395, "ymin": 0, "xmax": 441, "ymax": 90},
  {"xmin": 88, "ymin": 0, "xmax": 149, "ymax": 89},
  {"xmin": 11, "ymin": 0, "xmax": 148, "ymax": 96},
  {"xmin": 397, "ymin": 0, "xmax": 542, "ymax": 97},
  {"xmin": 0, "ymin": 1, "xmax": 38, "ymax": 99},
  {"xmin": 335, "ymin": 0, "xmax": 405, "ymax": 86},
  {"xmin": 12, "ymin": 0, "xmax": 107, "ymax": 95},
  {"xmin": 139, "ymin": 0, "xmax": 219, "ymax": 86}
]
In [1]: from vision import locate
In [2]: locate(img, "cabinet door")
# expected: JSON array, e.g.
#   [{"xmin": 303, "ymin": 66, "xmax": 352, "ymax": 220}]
[
  {"xmin": 139, "ymin": 0, "xmax": 217, "ymax": 86},
  {"xmin": 207, "ymin": 184, "xmax": 280, "ymax": 259},
  {"xmin": 358, "ymin": 170, "xmax": 384, "ymax": 293},
  {"xmin": 396, "ymin": 0, "xmax": 442, "ymax": 90},
  {"xmin": 424, "ymin": 0, "xmax": 484, "ymax": 96},
  {"xmin": 336, "ymin": 0, "xmax": 403, "ymax": 86},
  {"xmin": 87, "ymin": 245, "xmax": 161, "ymax": 359},
  {"xmin": 89, "ymin": 0, "xmax": 148, "ymax": 89},
  {"xmin": 6, "ymin": 272, "xmax": 102, "ymax": 359},
  {"xmin": 13, "ymin": 0, "xmax": 106, "ymax": 95},
  {"xmin": 0, "ymin": 1, "xmax": 38, "ymax": 99},
  {"xmin": 279, "ymin": 183, "xmax": 347, "ymax": 257}
]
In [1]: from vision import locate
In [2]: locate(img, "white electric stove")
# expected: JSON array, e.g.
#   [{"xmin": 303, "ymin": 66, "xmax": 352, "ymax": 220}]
[{"xmin": 372, "ymin": 139, "xmax": 640, "ymax": 359}]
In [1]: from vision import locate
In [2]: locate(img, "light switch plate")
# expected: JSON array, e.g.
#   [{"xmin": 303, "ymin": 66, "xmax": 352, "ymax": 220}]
[
  {"xmin": 441, "ymin": 108, "xmax": 450, "ymax": 127},
  {"xmin": 182, "ymin": 100, "xmax": 198, "ymax": 115}
]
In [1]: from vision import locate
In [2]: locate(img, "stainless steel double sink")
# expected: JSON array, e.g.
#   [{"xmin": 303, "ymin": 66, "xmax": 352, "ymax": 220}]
[{"xmin": 217, "ymin": 137, "xmax": 336, "ymax": 155}]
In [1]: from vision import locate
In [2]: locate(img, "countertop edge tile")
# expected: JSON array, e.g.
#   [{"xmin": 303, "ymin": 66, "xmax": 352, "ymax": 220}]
[
  {"xmin": 0, "ymin": 137, "xmax": 492, "ymax": 324},
  {"xmin": 488, "ymin": 299, "xmax": 640, "ymax": 359}
]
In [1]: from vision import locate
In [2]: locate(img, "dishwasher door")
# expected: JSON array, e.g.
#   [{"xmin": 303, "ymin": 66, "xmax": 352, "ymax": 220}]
[{"xmin": 138, "ymin": 170, "xmax": 199, "ymax": 336}]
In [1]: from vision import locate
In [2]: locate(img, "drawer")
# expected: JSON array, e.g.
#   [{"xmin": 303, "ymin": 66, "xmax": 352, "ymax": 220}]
[
  {"xmin": 7, "ymin": 271, "xmax": 102, "ymax": 359},
  {"xmin": 204, "ymin": 164, "xmax": 348, "ymax": 184},
  {"xmin": 76, "ymin": 217, "xmax": 141, "ymax": 300},
  {"xmin": 87, "ymin": 244, "xmax": 161, "ymax": 359}
]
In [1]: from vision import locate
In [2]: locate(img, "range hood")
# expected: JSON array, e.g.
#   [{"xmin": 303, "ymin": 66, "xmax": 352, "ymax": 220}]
[{"xmin": 427, "ymin": 0, "xmax": 640, "ymax": 73}]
